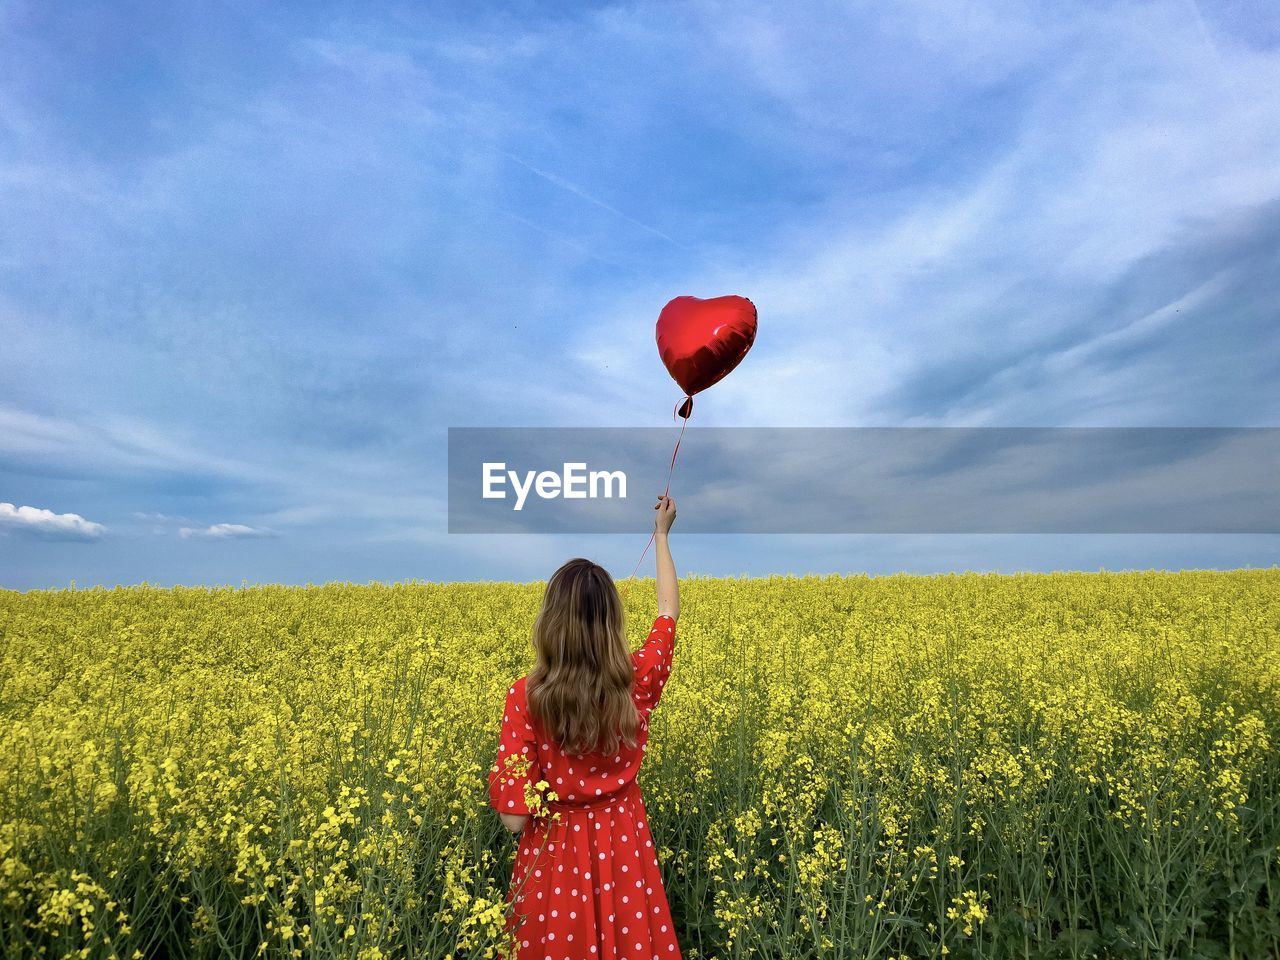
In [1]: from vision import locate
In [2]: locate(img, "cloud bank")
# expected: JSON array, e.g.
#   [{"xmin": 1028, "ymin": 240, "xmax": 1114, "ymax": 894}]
[{"xmin": 0, "ymin": 502, "xmax": 105, "ymax": 540}]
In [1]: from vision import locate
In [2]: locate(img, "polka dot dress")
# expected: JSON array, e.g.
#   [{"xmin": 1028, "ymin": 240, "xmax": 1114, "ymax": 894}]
[{"xmin": 488, "ymin": 615, "xmax": 681, "ymax": 960}]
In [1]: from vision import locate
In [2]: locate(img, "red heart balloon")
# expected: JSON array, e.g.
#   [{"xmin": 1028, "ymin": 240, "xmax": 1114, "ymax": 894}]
[{"xmin": 655, "ymin": 295, "xmax": 757, "ymax": 413}]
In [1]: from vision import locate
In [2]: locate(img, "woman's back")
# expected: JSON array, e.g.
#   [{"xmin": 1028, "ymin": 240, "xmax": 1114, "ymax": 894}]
[
  {"xmin": 489, "ymin": 613, "xmax": 680, "ymax": 960},
  {"xmin": 495, "ymin": 614, "xmax": 676, "ymax": 813}
]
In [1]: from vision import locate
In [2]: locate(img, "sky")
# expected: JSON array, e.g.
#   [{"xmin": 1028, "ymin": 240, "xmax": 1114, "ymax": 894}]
[{"xmin": 1, "ymin": 0, "xmax": 1278, "ymax": 590}]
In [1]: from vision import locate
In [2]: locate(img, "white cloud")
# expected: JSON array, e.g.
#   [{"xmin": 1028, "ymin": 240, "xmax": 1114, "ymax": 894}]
[
  {"xmin": 179, "ymin": 523, "xmax": 272, "ymax": 540},
  {"xmin": 0, "ymin": 501, "xmax": 105, "ymax": 539}
]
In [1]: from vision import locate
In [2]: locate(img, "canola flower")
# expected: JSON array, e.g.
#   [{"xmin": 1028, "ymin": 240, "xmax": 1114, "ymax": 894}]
[{"xmin": 1, "ymin": 570, "xmax": 1278, "ymax": 959}]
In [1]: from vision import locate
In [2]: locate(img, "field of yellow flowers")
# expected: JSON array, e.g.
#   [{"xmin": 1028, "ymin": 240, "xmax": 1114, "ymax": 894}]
[{"xmin": 2, "ymin": 570, "xmax": 1278, "ymax": 960}]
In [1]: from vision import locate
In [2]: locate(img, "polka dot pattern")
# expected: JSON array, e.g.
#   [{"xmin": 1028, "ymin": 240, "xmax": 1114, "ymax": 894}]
[{"xmin": 489, "ymin": 615, "xmax": 681, "ymax": 959}]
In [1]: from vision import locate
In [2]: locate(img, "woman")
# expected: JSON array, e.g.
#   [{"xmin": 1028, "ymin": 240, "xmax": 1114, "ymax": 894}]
[{"xmin": 488, "ymin": 494, "xmax": 681, "ymax": 959}]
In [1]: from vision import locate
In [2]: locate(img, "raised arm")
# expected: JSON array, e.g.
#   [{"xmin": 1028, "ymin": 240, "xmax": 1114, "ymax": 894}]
[{"xmin": 654, "ymin": 495, "xmax": 679, "ymax": 622}]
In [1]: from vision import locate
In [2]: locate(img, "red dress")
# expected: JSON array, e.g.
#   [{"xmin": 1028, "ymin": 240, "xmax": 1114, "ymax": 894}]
[{"xmin": 488, "ymin": 614, "xmax": 681, "ymax": 960}]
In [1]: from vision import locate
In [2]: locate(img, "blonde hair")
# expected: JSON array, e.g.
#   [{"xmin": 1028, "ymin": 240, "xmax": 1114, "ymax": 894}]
[{"xmin": 526, "ymin": 558, "xmax": 640, "ymax": 757}]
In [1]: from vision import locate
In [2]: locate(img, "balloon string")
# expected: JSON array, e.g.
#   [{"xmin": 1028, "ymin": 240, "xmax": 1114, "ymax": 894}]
[{"xmin": 627, "ymin": 396, "xmax": 691, "ymax": 581}]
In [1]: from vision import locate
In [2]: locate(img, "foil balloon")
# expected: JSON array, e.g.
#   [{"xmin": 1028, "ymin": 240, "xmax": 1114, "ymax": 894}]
[{"xmin": 656, "ymin": 295, "xmax": 757, "ymax": 418}]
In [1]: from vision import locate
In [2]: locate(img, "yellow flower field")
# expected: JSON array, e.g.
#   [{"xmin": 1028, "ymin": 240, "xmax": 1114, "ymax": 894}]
[{"xmin": 2, "ymin": 570, "xmax": 1278, "ymax": 959}]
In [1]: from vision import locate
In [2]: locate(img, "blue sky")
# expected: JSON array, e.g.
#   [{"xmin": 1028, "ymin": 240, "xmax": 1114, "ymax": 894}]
[{"xmin": 2, "ymin": 0, "xmax": 1278, "ymax": 589}]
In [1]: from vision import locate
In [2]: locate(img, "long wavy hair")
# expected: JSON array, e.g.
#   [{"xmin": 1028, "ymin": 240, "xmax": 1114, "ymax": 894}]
[{"xmin": 526, "ymin": 558, "xmax": 640, "ymax": 757}]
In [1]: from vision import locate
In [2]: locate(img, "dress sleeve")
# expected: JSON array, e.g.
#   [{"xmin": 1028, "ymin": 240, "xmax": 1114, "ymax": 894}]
[
  {"xmin": 488, "ymin": 682, "xmax": 542, "ymax": 815},
  {"xmin": 633, "ymin": 614, "xmax": 677, "ymax": 717}
]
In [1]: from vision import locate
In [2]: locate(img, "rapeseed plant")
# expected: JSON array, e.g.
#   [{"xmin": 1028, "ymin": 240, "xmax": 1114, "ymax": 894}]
[{"xmin": 0, "ymin": 571, "xmax": 1277, "ymax": 958}]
